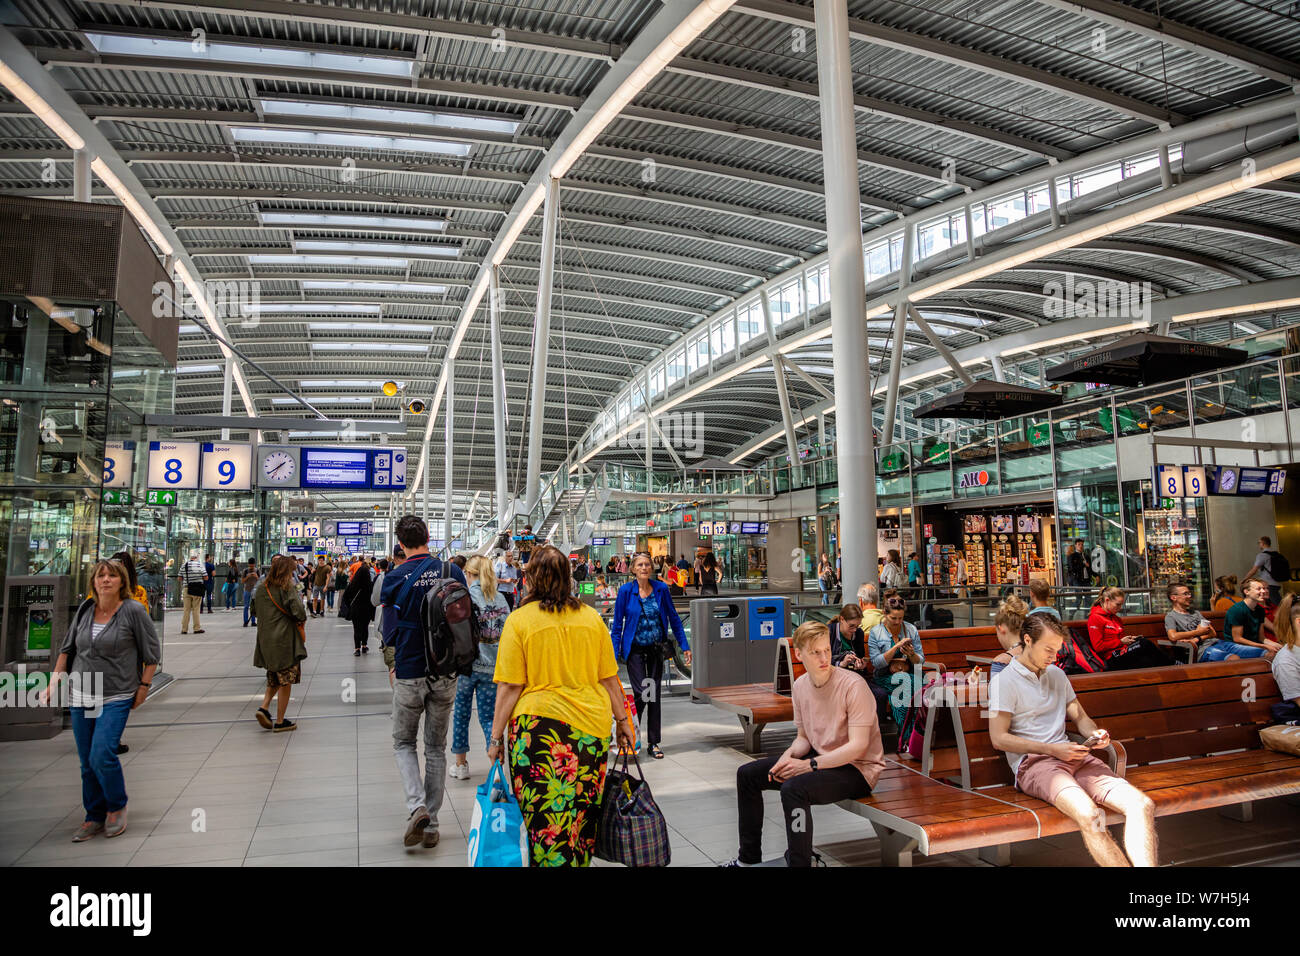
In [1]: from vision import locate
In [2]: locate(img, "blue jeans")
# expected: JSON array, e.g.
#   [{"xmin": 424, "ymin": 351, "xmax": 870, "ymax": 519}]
[
  {"xmin": 1200, "ymin": 640, "xmax": 1268, "ymax": 662},
  {"xmin": 451, "ymin": 670, "xmax": 496, "ymax": 755},
  {"xmin": 818, "ymin": 578, "xmax": 830, "ymax": 605},
  {"xmin": 223, "ymin": 582, "xmax": 237, "ymax": 609},
  {"xmin": 243, "ymin": 587, "xmax": 256, "ymax": 625},
  {"xmin": 326, "ymin": 590, "xmax": 335, "ymax": 609},
  {"xmin": 70, "ymin": 698, "xmax": 133, "ymax": 822},
  {"xmin": 204, "ymin": 581, "xmax": 214, "ymax": 612}
]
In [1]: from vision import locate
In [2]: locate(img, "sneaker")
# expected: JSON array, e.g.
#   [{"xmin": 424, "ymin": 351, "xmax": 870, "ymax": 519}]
[
  {"xmin": 403, "ymin": 807, "xmax": 430, "ymax": 847},
  {"xmin": 422, "ymin": 827, "xmax": 440, "ymax": 849},
  {"xmin": 449, "ymin": 762, "xmax": 470, "ymax": 780},
  {"xmin": 718, "ymin": 857, "xmax": 753, "ymax": 867},
  {"xmin": 361, "ymin": 645, "xmax": 369, "ymax": 654},
  {"xmin": 194, "ymin": 629, "xmax": 205, "ymax": 634},
  {"xmin": 115, "ymin": 743, "xmax": 129, "ymax": 755},
  {"xmin": 255, "ymin": 708, "xmax": 273, "ymax": 730},
  {"xmin": 353, "ymin": 649, "xmax": 361, "ymax": 657},
  {"xmin": 71, "ymin": 821, "xmax": 104, "ymax": 842},
  {"xmin": 273, "ymin": 719, "xmax": 296, "ymax": 733}
]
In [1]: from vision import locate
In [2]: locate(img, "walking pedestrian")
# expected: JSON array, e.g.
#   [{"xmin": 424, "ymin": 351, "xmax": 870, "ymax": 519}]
[
  {"xmin": 343, "ymin": 557, "xmax": 375, "ymax": 656},
  {"xmin": 241, "ymin": 558, "xmax": 260, "ymax": 627},
  {"xmin": 223, "ymin": 558, "xmax": 239, "ymax": 610},
  {"xmin": 203, "ymin": 552, "xmax": 216, "ymax": 613},
  {"xmin": 610, "ymin": 551, "xmax": 691, "ymax": 758},
  {"xmin": 252, "ymin": 554, "xmax": 307, "ymax": 733},
  {"xmin": 449, "ymin": 555, "xmax": 509, "ymax": 780}
]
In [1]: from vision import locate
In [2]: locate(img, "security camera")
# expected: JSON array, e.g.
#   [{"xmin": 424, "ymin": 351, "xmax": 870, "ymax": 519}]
[{"xmin": 408, "ymin": 399, "xmax": 426, "ymax": 415}]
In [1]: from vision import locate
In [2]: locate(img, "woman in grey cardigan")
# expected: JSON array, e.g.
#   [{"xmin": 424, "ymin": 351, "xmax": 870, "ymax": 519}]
[
  {"xmin": 253, "ymin": 554, "xmax": 308, "ymax": 732},
  {"xmin": 40, "ymin": 559, "xmax": 160, "ymax": 842}
]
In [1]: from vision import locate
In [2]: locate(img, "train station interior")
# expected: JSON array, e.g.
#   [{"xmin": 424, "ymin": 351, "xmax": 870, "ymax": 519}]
[{"xmin": 0, "ymin": 0, "xmax": 1298, "ymax": 880}]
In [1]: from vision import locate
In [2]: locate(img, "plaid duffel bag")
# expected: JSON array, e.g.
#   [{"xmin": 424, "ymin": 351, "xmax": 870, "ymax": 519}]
[{"xmin": 595, "ymin": 752, "xmax": 671, "ymax": 867}]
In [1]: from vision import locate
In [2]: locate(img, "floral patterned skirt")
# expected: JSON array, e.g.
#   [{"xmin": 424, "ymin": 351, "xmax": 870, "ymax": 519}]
[{"xmin": 507, "ymin": 714, "xmax": 609, "ymax": 867}]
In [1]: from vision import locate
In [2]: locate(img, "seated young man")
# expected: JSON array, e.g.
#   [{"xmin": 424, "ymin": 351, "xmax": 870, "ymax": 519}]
[
  {"xmin": 1164, "ymin": 582, "xmax": 1250, "ymax": 662},
  {"xmin": 1026, "ymin": 579, "xmax": 1061, "ymax": 620},
  {"xmin": 723, "ymin": 621, "xmax": 885, "ymax": 867},
  {"xmin": 1221, "ymin": 579, "xmax": 1281, "ymax": 660},
  {"xmin": 988, "ymin": 614, "xmax": 1158, "ymax": 867}
]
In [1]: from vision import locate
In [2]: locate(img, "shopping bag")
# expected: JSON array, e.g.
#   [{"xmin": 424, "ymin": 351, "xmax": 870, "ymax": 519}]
[
  {"xmin": 1260, "ymin": 723, "xmax": 1300, "ymax": 756},
  {"xmin": 595, "ymin": 752, "xmax": 670, "ymax": 867},
  {"xmin": 466, "ymin": 761, "xmax": 529, "ymax": 867},
  {"xmin": 616, "ymin": 689, "xmax": 639, "ymax": 757}
]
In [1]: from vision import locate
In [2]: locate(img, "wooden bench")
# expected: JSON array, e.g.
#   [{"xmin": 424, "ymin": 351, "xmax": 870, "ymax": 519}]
[
  {"xmin": 836, "ymin": 658, "xmax": 1300, "ymax": 866},
  {"xmin": 1065, "ymin": 610, "xmax": 1226, "ymax": 666},
  {"xmin": 692, "ymin": 638, "xmax": 804, "ymax": 753}
]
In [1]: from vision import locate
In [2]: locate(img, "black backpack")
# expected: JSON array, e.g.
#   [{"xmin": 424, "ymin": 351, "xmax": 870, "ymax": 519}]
[
  {"xmin": 422, "ymin": 578, "xmax": 479, "ymax": 680},
  {"xmin": 1266, "ymin": 551, "xmax": 1291, "ymax": 585}
]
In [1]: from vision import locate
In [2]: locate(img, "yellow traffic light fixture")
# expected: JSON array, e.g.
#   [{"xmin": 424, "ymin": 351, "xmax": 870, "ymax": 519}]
[{"xmin": 381, "ymin": 381, "xmax": 399, "ymax": 397}]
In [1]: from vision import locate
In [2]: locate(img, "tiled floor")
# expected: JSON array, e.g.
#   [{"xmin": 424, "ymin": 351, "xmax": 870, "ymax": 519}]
[{"xmin": 2, "ymin": 607, "xmax": 1297, "ymax": 867}]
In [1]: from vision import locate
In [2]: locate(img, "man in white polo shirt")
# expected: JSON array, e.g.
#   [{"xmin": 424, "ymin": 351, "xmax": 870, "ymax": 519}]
[{"xmin": 988, "ymin": 613, "xmax": 1158, "ymax": 867}]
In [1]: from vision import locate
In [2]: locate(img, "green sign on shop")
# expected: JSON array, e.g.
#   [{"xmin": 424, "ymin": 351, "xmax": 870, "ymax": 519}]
[
  {"xmin": 924, "ymin": 442, "xmax": 951, "ymax": 465},
  {"xmin": 1027, "ymin": 423, "xmax": 1052, "ymax": 448},
  {"xmin": 578, "ymin": 581, "xmax": 595, "ymax": 595},
  {"xmin": 879, "ymin": 452, "xmax": 906, "ymax": 473}
]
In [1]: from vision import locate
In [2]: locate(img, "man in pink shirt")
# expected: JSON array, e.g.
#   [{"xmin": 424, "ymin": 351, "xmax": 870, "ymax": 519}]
[{"xmin": 721, "ymin": 621, "xmax": 886, "ymax": 867}]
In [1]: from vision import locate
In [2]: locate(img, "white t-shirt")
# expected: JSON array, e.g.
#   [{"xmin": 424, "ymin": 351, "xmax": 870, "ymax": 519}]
[
  {"xmin": 1273, "ymin": 644, "xmax": 1300, "ymax": 703},
  {"xmin": 1252, "ymin": 551, "xmax": 1279, "ymax": 587},
  {"xmin": 988, "ymin": 658, "xmax": 1076, "ymax": 776},
  {"xmin": 495, "ymin": 561, "xmax": 518, "ymax": 593}
]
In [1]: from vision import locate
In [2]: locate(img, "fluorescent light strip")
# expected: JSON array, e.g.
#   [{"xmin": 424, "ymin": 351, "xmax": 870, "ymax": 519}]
[
  {"xmin": 295, "ymin": 239, "xmax": 458, "ymax": 257},
  {"xmin": 1171, "ymin": 297, "xmax": 1300, "ymax": 323},
  {"xmin": 301, "ymin": 380, "xmax": 403, "ymax": 388},
  {"xmin": 177, "ymin": 364, "xmax": 222, "ymax": 374},
  {"xmin": 272, "ymin": 396, "xmax": 372, "ymax": 405},
  {"xmin": 249, "ymin": 254, "xmax": 409, "ymax": 267},
  {"xmin": 90, "ymin": 157, "xmax": 173, "ymax": 255},
  {"xmin": 260, "ymin": 212, "xmax": 446, "ymax": 232},
  {"xmin": 0, "ymin": 61, "xmax": 84, "ymax": 149},
  {"xmin": 230, "ymin": 127, "xmax": 470, "ymax": 157},
  {"xmin": 244, "ymin": 303, "xmax": 382, "ymax": 314},
  {"xmin": 287, "ymin": 430, "xmax": 398, "ymax": 438},
  {"xmin": 311, "ymin": 342, "xmax": 428, "ymax": 352},
  {"xmin": 307, "ymin": 322, "xmax": 430, "ymax": 332},
  {"xmin": 85, "ymin": 33, "xmax": 414, "ymax": 77},
  {"xmin": 302, "ymin": 280, "xmax": 448, "ymax": 294},
  {"xmin": 259, "ymin": 99, "xmax": 519, "ymax": 135},
  {"xmin": 179, "ymin": 323, "xmax": 202, "ymax": 334}
]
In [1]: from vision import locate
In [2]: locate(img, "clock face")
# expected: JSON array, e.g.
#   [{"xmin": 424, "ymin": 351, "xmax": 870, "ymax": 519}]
[{"xmin": 263, "ymin": 451, "xmax": 296, "ymax": 483}]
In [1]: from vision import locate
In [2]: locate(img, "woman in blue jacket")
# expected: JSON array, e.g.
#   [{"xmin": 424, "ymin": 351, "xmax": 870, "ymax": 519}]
[{"xmin": 610, "ymin": 552, "xmax": 691, "ymax": 758}]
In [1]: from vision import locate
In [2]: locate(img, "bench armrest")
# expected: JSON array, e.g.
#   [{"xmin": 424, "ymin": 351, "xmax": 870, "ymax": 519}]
[
  {"xmin": 922, "ymin": 661, "xmax": 945, "ymax": 673},
  {"xmin": 1068, "ymin": 732, "xmax": 1126, "ymax": 776},
  {"xmin": 1156, "ymin": 639, "xmax": 1196, "ymax": 663},
  {"xmin": 965, "ymin": 654, "xmax": 998, "ymax": 666}
]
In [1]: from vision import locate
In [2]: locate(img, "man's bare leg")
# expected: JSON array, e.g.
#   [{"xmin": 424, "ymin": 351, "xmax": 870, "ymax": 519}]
[
  {"xmin": 1101, "ymin": 781, "xmax": 1158, "ymax": 867},
  {"xmin": 1055, "ymin": 786, "xmax": 1129, "ymax": 867}
]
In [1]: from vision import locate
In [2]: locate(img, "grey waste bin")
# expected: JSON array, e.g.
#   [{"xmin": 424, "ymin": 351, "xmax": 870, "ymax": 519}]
[{"xmin": 689, "ymin": 598, "xmax": 748, "ymax": 689}]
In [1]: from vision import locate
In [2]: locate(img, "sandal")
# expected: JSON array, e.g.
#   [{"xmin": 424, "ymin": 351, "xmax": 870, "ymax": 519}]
[
  {"xmin": 648, "ymin": 744, "xmax": 665, "ymax": 759},
  {"xmin": 256, "ymin": 707, "xmax": 273, "ymax": 730}
]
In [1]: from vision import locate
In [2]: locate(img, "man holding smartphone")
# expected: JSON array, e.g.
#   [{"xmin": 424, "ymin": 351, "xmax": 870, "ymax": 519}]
[
  {"xmin": 989, "ymin": 614, "xmax": 1157, "ymax": 866},
  {"xmin": 722, "ymin": 621, "xmax": 885, "ymax": 867}
]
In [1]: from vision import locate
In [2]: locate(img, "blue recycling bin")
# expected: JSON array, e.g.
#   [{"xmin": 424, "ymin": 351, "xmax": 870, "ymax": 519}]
[{"xmin": 745, "ymin": 597, "xmax": 790, "ymax": 683}]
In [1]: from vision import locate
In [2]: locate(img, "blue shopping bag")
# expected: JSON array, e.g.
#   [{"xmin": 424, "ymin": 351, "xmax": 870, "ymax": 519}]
[{"xmin": 467, "ymin": 761, "xmax": 529, "ymax": 867}]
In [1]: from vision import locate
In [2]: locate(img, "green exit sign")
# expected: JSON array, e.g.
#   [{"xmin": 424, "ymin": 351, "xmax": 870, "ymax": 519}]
[
  {"xmin": 146, "ymin": 489, "xmax": 178, "ymax": 506},
  {"xmin": 102, "ymin": 489, "xmax": 132, "ymax": 505}
]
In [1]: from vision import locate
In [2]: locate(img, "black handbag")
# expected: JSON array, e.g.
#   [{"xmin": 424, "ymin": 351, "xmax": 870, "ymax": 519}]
[
  {"xmin": 338, "ymin": 597, "xmax": 352, "ymax": 620},
  {"xmin": 595, "ymin": 752, "xmax": 671, "ymax": 867}
]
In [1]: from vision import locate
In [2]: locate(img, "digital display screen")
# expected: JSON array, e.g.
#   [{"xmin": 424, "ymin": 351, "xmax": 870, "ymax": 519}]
[
  {"xmin": 741, "ymin": 522, "xmax": 761, "ymax": 534},
  {"xmin": 301, "ymin": 448, "xmax": 371, "ymax": 488},
  {"xmin": 1238, "ymin": 468, "xmax": 1270, "ymax": 496},
  {"xmin": 343, "ymin": 537, "xmax": 366, "ymax": 549},
  {"xmin": 336, "ymin": 521, "xmax": 372, "ymax": 536},
  {"xmin": 758, "ymin": 522, "xmax": 769, "ymax": 534}
]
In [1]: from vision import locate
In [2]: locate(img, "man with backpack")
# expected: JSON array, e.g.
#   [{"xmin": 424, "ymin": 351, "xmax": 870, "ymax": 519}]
[
  {"xmin": 380, "ymin": 515, "xmax": 469, "ymax": 851},
  {"xmin": 1243, "ymin": 535, "xmax": 1290, "ymax": 606}
]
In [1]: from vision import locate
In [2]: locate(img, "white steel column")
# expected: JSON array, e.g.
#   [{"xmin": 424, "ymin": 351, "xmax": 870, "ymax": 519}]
[
  {"xmin": 73, "ymin": 149, "xmax": 91, "ymax": 202},
  {"xmin": 489, "ymin": 266, "xmax": 509, "ymax": 526},
  {"xmin": 762, "ymin": 290, "xmax": 800, "ymax": 465},
  {"xmin": 990, "ymin": 353, "xmax": 1007, "ymax": 382},
  {"xmin": 220, "ymin": 359, "xmax": 233, "ymax": 440},
  {"xmin": 422, "ymin": 439, "xmax": 430, "ymax": 527},
  {"xmin": 524, "ymin": 175, "xmax": 560, "ymax": 514},
  {"xmin": 444, "ymin": 357, "xmax": 454, "ymax": 549},
  {"xmin": 815, "ymin": 0, "xmax": 878, "ymax": 591}
]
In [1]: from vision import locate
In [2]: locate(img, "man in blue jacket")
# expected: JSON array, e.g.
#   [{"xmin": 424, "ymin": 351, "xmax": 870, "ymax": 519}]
[
  {"xmin": 611, "ymin": 552, "xmax": 691, "ymax": 758},
  {"xmin": 379, "ymin": 515, "xmax": 465, "ymax": 851}
]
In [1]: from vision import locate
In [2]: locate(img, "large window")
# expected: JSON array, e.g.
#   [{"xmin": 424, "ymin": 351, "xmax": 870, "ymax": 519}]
[
  {"xmin": 711, "ymin": 315, "xmax": 735, "ymax": 359},
  {"xmin": 773, "ymin": 278, "xmax": 801, "ymax": 326},
  {"xmin": 805, "ymin": 263, "xmax": 829, "ymax": 310},
  {"xmin": 737, "ymin": 301, "xmax": 762, "ymax": 345}
]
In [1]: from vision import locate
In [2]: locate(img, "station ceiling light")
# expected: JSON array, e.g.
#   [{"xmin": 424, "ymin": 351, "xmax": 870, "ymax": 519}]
[
  {"xmin": 230, "ymin": 127, "xmax": 471, "ymax": 157},
  {"xmin": 382, "ymin": 381, "xmax": 400, "ymax": 397},
  {"xmin": 260, "ymin": 211, "xmax": 447, "ymax": 232},
  {"xmin": 85, "ymin": 32, "xmax": 415, "ymax": 77}
]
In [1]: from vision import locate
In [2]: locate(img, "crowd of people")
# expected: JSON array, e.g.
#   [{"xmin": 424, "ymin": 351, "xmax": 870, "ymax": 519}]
[{"xmin": 36, "ymin": 522, "xmax": 1299, "ymax": 869}]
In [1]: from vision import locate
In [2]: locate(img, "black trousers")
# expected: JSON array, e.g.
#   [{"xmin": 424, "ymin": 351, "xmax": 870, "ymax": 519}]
[
  {"xmin": 736, "ymin": 754, "xmax": 870, "ymax": 867},
  {"xmin": 626, "ymin": 645, "xmax": 665, "ymax": 746},
  {"xmin": 352, "ymin": 613, "xmax": 372, "ymax": 650},
  {"xmin": 1104, "ymin": 638, "xmax": 1171, "ymax": 671}
]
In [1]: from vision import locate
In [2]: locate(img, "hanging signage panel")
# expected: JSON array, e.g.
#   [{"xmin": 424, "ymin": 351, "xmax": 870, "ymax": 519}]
[
  {"xmin": 103, "ymin": 440, "xmax": 135, "ymax": 489},
  {"xmin": 200, "ymin": 442, "xmax": 254, "ymax": 490},
  {"xmin": 147, "ymin": 441, "xmax": 201, "ymax": 490},
  {"xmin": 301, "ymin": 448, "xmax": 370, "ymax": 489},
  {"xmin": 371, "ymin": 448, "xmax": 407, "ymax": 490},
  {"xmin": 257, "ymin": 445, "xmax": 301, "ymax": 488}
]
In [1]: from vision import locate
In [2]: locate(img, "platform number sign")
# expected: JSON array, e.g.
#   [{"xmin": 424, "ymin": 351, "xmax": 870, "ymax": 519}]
[
  {"xmin": 1154, "ymin": 465, "xmax": 1184, "ymax": 499},
  {"xmin": 1183, "ymin": 465, "xmax": 1208, "ymax": 498},
  {"xmin": 102, "ymin": 440, "xmax": 136, "ymax": 489},
  {"xmin": 200, "ymin": 443, "xmax": 253, "ymax": 490},
  {"xmin": 148, "ymin": 441, "xmax": 201, "ymax": 490},
  {"xmin": 371, "ymin": 448, "xmax": 406, "ymax": 489}
]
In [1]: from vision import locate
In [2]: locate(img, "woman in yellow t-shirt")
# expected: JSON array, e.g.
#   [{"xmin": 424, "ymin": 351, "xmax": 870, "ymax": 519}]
[{"xmin": 489, "ymin": 546, "xmax": 634, "ymax": 867}]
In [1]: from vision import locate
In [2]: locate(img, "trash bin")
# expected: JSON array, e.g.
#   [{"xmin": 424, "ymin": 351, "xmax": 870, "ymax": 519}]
[
  {"xmin": 689, "ymin": 598, "xmax": 748, "ymax": 690},
  {"xmin": 745, "ymin": 597, "xmax": 790, "ymax": 683}
]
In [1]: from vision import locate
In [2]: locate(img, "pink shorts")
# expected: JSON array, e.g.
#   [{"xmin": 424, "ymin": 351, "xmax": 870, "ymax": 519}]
[{"xmin": 1015, "ymin": 753, "xmax": 1123, "ymax": 806}]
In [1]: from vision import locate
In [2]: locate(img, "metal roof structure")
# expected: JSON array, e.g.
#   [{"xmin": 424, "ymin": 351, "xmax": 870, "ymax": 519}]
[{"xmin": 2, "ymin": 0, "xmax": 1299, "ymax": 516}]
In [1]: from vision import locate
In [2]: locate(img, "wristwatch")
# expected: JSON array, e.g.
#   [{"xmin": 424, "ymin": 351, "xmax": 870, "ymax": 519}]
[{"xmin": 809, "ymin": 757, "xmax": 819, "ymax": 771}]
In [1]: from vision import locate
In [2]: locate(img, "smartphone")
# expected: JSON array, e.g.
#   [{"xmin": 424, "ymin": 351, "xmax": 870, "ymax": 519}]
[{"xmin": 1081, "ymin": 730, "xmax": 1106, "ymax": 747}]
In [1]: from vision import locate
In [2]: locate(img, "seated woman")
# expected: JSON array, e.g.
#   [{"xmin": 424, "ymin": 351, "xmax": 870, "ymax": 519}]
[
  {"xmin": 1087, "ymin": 587, "xmax": 1171, "ymax": 671},
  {"xmin": 1211, "ymin": 575, "xmax": 1240, "ymax": 614},
  {"xmin": 829, "ymin": 603, "xmax": 867, "ymax": 673},
  {"xmin": 989, "ymin": 595, "xmax": 1029, "ymax": 676},
  {"xmin": 1270, "ymin": 593, "xmax": 1300, "ymax": 723},
  {"xmin": 866, "ymin": 594, "xmax": 926, "ymax": 726}
]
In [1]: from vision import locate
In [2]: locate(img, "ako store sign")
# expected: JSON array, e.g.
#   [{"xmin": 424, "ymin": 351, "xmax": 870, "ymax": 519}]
[{"xmin": 958, "ymin": 468, "xmax": 991, "ymax": 490}]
